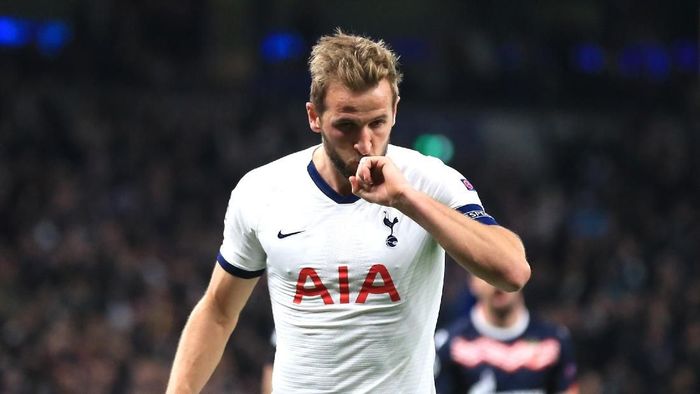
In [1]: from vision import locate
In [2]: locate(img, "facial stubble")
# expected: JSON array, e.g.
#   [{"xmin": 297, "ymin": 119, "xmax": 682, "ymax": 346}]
[{"xmin": 321, "ymin": 134, "xmax": 389, "ymax": 179}]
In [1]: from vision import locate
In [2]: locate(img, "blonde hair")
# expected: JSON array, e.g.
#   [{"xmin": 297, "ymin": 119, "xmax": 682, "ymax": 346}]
[{"xmin": 309, "ymin": 29, "xmax": 402, "ymax": 113}]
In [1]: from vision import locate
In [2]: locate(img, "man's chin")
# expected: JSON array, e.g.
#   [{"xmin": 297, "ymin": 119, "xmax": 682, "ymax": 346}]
[
  {"xmin": 346, "ymin": 162, "xmax": 360, "ymax": 177},
  {"xmin": 332, "ymin": 156, "xmax": 361, "ymax": 179},
  {"xmin": 489, "ymin": 293, "xmax": 515, "ymax": 309}
]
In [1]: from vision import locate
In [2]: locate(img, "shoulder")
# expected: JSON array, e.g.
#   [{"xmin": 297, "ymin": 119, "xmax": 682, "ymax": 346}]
[
  {"xmin": 388, "ymin": 145, "xmax": 487, "ymax": 209},
  {"xmin": 387, "ymin": 144, "xmax": 446, "ymax": 170},
  {"xmin": 387, "ymin": 144, "xmax": 458, "ymax": 185},
  {"xmin": 235, "ymin": 146, "xmax": 316, "ymax": 193},
  {"xmin": 527, "ymin": 314, "xmax": 573, "ymax": 343},
  {"xmin": 445, "ymin": 315, "xmax": 477, "ymax": 339}
]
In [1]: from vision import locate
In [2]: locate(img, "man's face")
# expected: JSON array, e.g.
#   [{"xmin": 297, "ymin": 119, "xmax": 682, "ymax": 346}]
[
  {"xmin": 306, "ymin": 79, "xmax": 399, "ymax": 178},
  {"xmin": 470, "ymin": 276, "xmax": 523, "ymax": 314}
]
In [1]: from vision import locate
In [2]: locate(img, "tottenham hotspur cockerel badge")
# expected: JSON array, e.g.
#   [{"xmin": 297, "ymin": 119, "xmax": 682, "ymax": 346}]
[{"xmin": 383, "ymin": 211, "xmax": 399, "ymax": 247}]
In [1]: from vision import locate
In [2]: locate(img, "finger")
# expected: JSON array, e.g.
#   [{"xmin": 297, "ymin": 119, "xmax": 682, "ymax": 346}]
[
  {"xmin": 358, "ymin": 157, "xmax": 374, "ymax": 185},
  {"xmin": 355, "ymin": 157, "xmax": 367, "ymax": 177},
  {"xmin": 356, "ymin": 157, "xmax": 367, "ymax": 183},
  {"xmin": 349, "ymin": 176, "xmax": 364, "ymax": 196}
]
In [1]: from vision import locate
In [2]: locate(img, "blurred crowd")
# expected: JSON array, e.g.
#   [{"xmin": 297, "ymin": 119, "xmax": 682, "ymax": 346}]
[
  {"xmin": 1, "ymin": 70, "xmax": 698, "ymax": 393},
  {"xmin": 1, "ymin": 1, "xmax": 699, "ymax": 393}
]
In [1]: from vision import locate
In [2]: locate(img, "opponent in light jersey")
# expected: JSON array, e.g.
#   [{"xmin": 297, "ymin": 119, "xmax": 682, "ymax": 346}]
[{"xmin": 219, "ymin": 145, "xmax": 497, "ymax": 393}]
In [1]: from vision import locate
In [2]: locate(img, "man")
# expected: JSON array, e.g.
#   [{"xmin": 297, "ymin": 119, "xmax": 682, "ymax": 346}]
[
  {"xmin": 435, "ymin": 275, "xmax": 577, "ymax": 394},
  {"xmin": 167, "ymin": 30, "xmax": 530, "ymax": 393}
]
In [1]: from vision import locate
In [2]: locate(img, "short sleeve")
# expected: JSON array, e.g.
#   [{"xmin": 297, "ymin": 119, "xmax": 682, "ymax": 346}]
[
  {"xmin": 217, "ymin": 173, "xmax": 267, "ymax": 278},
  {"xmin": 421, "ymin": 157, "xmax": 498, "ymax": 226}
]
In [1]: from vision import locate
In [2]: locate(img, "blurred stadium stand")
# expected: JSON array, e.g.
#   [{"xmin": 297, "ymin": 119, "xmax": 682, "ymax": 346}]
[{"xmin": 0, "ymin": 0, "xmax": 698, "ymax": 392}]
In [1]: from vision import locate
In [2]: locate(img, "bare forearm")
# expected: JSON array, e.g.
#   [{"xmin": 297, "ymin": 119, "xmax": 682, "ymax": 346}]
[
  {"xmin": 394, "ymin": 189, "xmax": 530, "ymax": 291},
  {"xmin": 167, "ymin": 299, "xmax": 238, "ymax": 394}
]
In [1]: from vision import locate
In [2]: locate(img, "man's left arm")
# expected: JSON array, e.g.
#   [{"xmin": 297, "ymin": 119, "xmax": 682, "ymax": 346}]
[{"xmin": 351, "ymin": 156, "xmax": 530, "ymax": 292}]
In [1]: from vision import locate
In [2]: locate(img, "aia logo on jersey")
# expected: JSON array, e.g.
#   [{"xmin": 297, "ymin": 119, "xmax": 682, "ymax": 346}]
[
  {"xmin": 383, "ymin": 211, "xmax": 399, "ymax": 247},
  {"xmin": 293, "ymin": 264, "xmax": 400, "ymax": 304},
  {"xmin": 461, "ymin": 178, "xmax": 475, "ymax": 190}
]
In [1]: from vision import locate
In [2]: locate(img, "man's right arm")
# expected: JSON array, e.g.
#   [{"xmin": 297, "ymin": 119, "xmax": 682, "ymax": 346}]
[{"xmin": 167, "ymin": 263, "xmax": 260, "ymax": 394}]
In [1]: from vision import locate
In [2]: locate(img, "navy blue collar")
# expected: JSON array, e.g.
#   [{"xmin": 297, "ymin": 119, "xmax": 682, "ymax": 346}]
[{"xmin": 307, "ymin": 160, "xmax": 360, "ymax": 204}]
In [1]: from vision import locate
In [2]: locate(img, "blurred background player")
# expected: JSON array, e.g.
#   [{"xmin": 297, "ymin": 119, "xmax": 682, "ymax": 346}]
[{"xmin": 435, "ymin": 275, "xmax": 578, "ymax": 394}]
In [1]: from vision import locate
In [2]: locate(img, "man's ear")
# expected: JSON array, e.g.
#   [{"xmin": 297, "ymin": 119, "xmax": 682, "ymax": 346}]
[
  {"xmin": 392, "ymin": 96, "xmax": 400, "ymax": 126},
  {"xmin": 306, "ymin": 102, "xmax": 322, "ymax": 133}
]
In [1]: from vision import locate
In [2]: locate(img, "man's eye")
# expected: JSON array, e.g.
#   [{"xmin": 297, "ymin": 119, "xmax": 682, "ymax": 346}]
[
  {"xmin": 370, "ymin": 120, "xmax": 386, "ymax": 128},
  {"xmin": 337, "ymin": 123, "xmax": 355, "ymax": 132}
]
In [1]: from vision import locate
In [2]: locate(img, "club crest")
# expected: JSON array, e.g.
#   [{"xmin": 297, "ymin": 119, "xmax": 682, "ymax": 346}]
[{"xmin": 383, "ymin": 211, "xmax": 399, "ymax": 247}]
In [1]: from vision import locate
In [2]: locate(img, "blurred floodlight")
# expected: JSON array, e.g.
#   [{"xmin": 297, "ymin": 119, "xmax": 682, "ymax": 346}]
[
  {"xmin": 0, "ymin": 17, "xmax": 31, "ymax": 47},
  {"xmin": 36, "ymin": 21, "xmax": 70, "ymax": 56},
  {"xmin": 671, "ymin": 40, "xmax": 698, "ymax": 72},
  {"xmin": 261, "ymin": 32, "xmax": 304, "ymax": 63},
  {"xmin": 643, "ymin": 44, "xmax": 670, "ymax": 80},
  {"xmin": 0, "ymin": 16, "xmax": 71, "ymax": 55},
  {"xmin": 414, "ymin": 134, "xmax": 454, "ymax": 163},
  {"xmin": 573, "ymin": 43, "xmax": 605, "ymax": 74}
]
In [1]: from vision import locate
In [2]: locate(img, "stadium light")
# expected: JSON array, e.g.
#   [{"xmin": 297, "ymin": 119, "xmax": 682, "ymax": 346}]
[
  {"xmin": 573, "ymin": 43, "xmax": 605, "ymax": 74},
  {"xmin": 0, "ymin": 17, "xmax": 31, "ymax": 47},
  {"xmin": 643, "ymin": 44, "xmax": 670, "ymax": 80},
  {"xmin": 671, "ymin": 40, "xmax": 698, "ymax": 72},
  {"xmin": 36, "ymin": 21, "xmax": 71, "ymax": 56},
  {"xmin": 261, "ymin": 32, "xmax": 304, "ymax": 63},
  {"xmin": 414, "ymin": 134, "xmax": 454, "ymax": 163}
]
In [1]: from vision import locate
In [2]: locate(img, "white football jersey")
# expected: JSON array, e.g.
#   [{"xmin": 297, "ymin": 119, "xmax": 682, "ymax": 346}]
[{"xmin": 218, "ymin": 144, "xmax": 497, "ymax": 393}]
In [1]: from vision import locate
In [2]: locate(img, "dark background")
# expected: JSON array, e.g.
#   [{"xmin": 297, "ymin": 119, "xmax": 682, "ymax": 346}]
[{"xmin": 0, "ymin": 1, "xmax": 698, "ymax": 393}]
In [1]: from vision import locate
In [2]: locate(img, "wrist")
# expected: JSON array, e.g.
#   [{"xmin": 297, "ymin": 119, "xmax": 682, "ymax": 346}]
[{"xmin": 391, "ymin": 186, "xmax": 420, "ymax": 212}]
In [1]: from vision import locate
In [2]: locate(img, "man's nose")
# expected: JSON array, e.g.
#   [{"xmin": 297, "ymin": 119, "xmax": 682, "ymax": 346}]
[{"xmin": 354, "ymin": 127, "xmax": 372, "ymax": 155}]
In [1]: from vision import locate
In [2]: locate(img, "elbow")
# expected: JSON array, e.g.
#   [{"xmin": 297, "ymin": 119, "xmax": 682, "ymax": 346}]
[
  {"xmin": 500, "ymin": 259, "xmax": 531, "ymax": 292},
  {"xmin": 199, "ymin": 293, "xmax": 240, "ymax": 332}
]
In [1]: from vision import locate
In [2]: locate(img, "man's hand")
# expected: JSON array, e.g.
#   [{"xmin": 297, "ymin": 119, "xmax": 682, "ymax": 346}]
[
  {"xmin": 351, "ymin": 156, "xmax": 530, "ymax": 291},
  {"xmin": 349, "ymin": 156, "xmax": 412, "ymax": 206}
]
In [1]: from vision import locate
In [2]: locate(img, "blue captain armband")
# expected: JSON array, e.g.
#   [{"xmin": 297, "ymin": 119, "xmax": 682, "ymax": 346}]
[{"xmin": 456, "ymin": 204, "xmax": 498, "ymax": 225}]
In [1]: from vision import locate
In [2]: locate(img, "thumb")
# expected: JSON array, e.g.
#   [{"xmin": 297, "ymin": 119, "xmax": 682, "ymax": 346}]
[{"xmin": 349, "ymin": 176, "xmax": 364, "ymax": 197}]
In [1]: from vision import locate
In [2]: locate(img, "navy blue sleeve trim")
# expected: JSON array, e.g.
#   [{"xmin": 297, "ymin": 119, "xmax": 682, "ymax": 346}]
[
  {"xmin": 216, "ymin": 252, "xmax": 266, "ymax": 279},
  {"xmin": 456, "ymin": 204, "xmax": 498, "ymax": 225}
]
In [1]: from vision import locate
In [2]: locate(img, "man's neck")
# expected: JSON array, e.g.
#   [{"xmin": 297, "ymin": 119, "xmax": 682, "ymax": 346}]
[
  {"xmin": 480, "ymin": 302, "xmax": 526, "ymax": 329},
  {"xmin": 471, "ymin": 304, "xmax": 530, "ymax": 341},
  {"xmin": 312, "ymin": 147, "xmax": 352, "ymax": 195}
]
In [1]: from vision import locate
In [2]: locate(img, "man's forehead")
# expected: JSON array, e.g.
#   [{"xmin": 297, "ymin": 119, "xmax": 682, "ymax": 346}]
[
  {"xmin": 329, "ymin": 107, "xmax": 389, "ymax": 122},
  {"xmin": 338, "ymin": 105, "xmax": 360, "ymax": 114},
  {"xmin": 324, "ymin": 80, "xmax": 393, "ymax": 113},
  {"xmin": 333, "ymin": 104, "xmax": 389, "ymax": 115}
]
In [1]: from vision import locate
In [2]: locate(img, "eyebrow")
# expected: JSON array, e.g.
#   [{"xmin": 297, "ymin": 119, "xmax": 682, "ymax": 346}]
[
  {"xmin": 332, "ymin": 114, "xmax": 388, "ymax": 124},
  {"xmin": 340, "ymin": 105, "xmax": 358, "ymax": 113},
  {"xmin": 331, "ymin": 118, "xmax": 359, "ymax": 128}
]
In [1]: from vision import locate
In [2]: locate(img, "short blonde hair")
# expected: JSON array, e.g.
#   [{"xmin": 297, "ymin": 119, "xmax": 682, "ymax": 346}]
[{"xmin": 309, "ymin": 29, "xmax": 402, "ymax": 113}]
